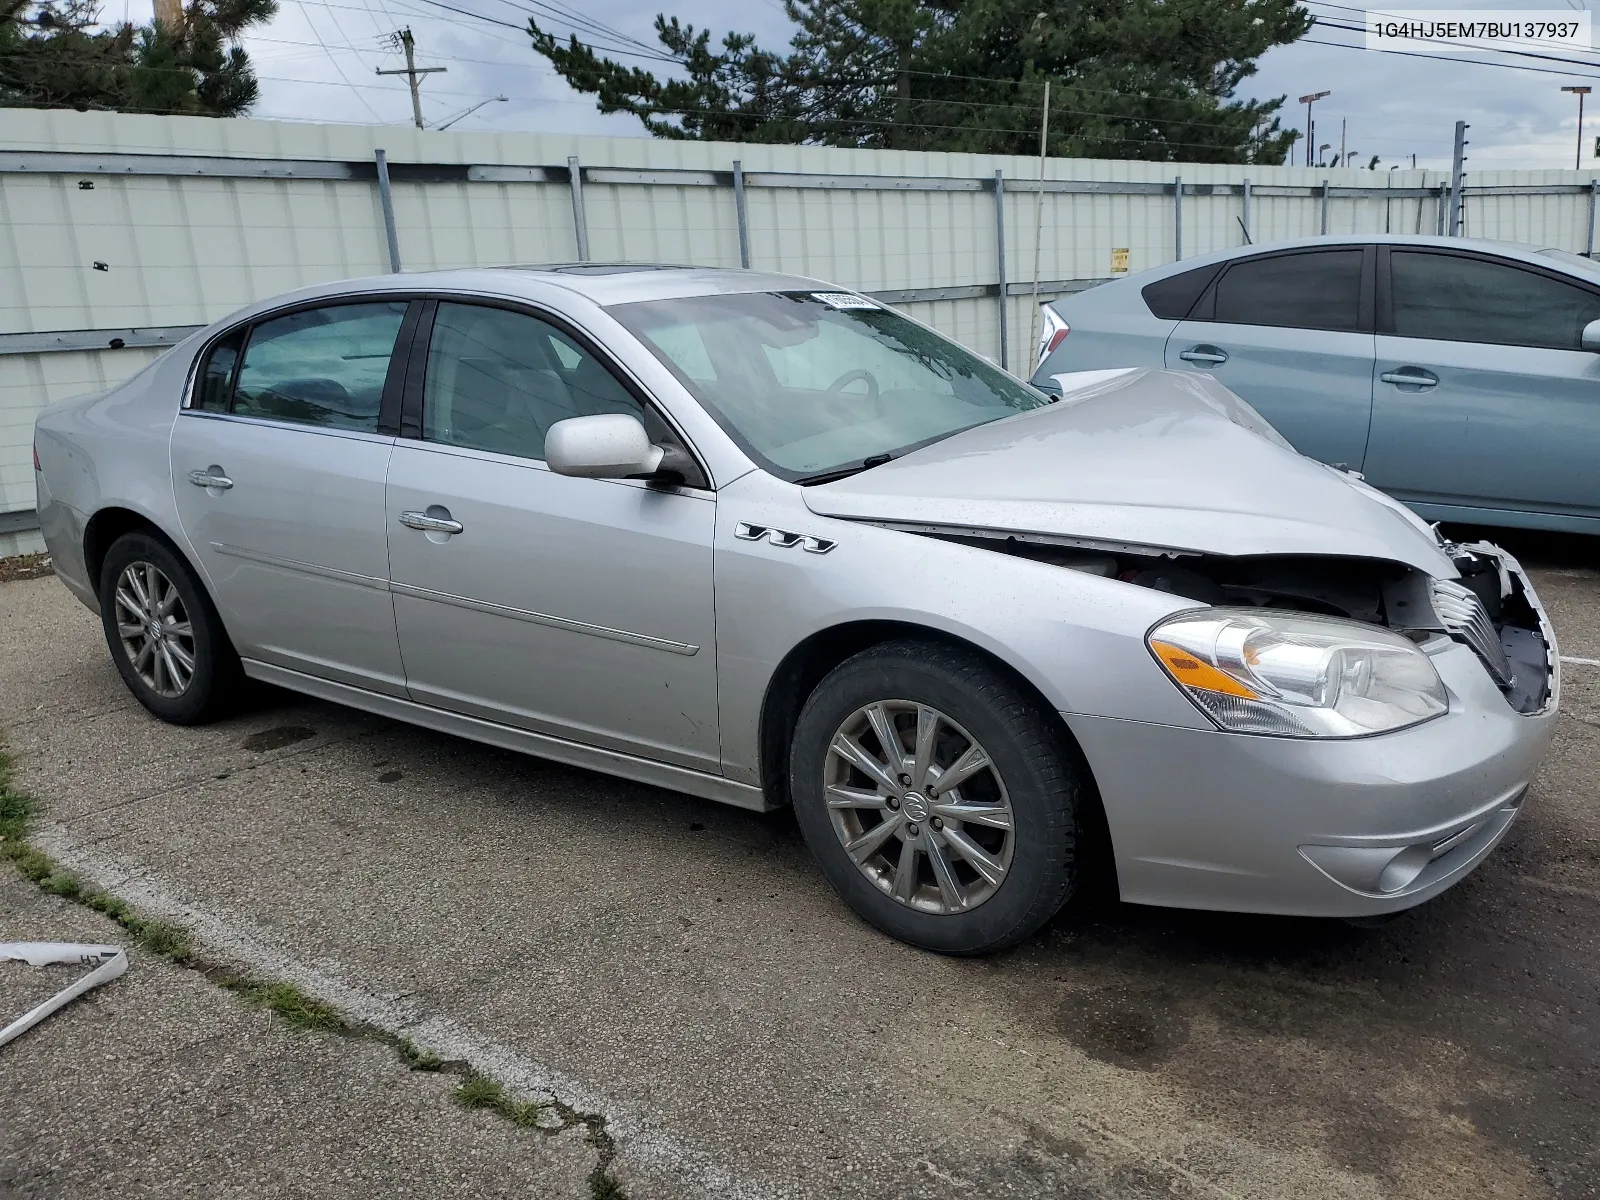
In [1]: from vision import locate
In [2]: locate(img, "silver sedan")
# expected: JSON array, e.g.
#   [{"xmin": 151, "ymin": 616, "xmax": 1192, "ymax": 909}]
[{"xmin": 33, "ymin": 266, "xmax": 1559, "ymax": 953}]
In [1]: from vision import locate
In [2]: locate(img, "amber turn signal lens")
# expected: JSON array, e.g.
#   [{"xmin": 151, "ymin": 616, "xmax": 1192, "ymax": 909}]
[{"xmin": 1149, "ymin": 640, "xmax": 1260, "ymax": 699}]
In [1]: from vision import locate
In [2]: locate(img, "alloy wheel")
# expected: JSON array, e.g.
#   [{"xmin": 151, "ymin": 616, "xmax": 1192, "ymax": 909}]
[
  {"xmin": 823, "ymin": 700, "xmax": 1016, "ymax": 915},
  {"xmin": 113, "ymin": 561, "xmax": 196, "ymax": 698}
]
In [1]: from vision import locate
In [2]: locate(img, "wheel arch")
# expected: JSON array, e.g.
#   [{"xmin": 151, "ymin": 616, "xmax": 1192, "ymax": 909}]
[
  {"xmin": 756, "ymin": 619, "xmax": 1114, "ymax": 893},
  {"xmin": 83, "ymin": 506, "xmax": 199, "ymax": 597}
]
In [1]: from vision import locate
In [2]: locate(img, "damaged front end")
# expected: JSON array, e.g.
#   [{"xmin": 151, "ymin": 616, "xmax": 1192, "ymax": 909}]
[{"xmin": 901, "ymin": 526, "xmax": 1557, "ymax": 718}]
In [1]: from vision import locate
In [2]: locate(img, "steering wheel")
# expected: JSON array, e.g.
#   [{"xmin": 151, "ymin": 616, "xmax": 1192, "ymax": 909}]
[{"xmin": 825, "ymin": 369, "xmax": 881, "ymax": 403}]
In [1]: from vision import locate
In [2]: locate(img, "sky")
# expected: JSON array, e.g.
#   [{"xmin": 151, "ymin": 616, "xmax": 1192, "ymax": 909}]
[{"xmin": 109, "ymin": 0, "xmax": 1600, "ymax": 171}]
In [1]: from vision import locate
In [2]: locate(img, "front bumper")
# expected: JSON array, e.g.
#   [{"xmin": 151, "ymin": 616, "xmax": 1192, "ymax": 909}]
[{"xmin": 1066, "ymin": 570, "xmax": 1558, "ymax": 918}]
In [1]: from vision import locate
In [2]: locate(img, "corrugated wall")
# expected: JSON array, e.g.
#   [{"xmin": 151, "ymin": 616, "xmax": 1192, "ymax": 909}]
[{"xmin": 4, "ymin": 108, "xmax": 1599, "ymax": 553}]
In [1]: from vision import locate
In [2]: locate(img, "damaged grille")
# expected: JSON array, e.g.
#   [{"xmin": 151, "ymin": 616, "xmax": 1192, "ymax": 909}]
[{"xmin": 1430, "ymin": 579, "xmax": 1515, "ymax": 688}]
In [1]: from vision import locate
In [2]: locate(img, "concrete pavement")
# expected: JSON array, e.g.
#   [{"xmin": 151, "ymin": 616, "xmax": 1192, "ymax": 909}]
[{"xmin": 2, "ymin": 531, "xmax": 1597, "ymax": 1198}]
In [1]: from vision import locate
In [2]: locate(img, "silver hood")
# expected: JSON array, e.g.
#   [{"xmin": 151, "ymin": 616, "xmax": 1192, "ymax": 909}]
[{"xmin": 802, "ymin": 368, "xmax": 1456, "ymax": 577}]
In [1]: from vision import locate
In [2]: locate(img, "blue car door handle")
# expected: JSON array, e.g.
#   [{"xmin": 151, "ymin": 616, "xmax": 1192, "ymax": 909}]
[
  {"xmin": 1380, "ymin": 368, "xmax": 1438, "ymax": 389},
  {"xmin": 1179, "ymin": 345, "xmax": 1228, "ymax": 366}
]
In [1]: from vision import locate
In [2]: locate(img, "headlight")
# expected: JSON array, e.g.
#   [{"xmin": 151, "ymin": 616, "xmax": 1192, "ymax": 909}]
[{"xmin": 1147, "ymin": 610, "xmax": 1448, "ymax": 737}]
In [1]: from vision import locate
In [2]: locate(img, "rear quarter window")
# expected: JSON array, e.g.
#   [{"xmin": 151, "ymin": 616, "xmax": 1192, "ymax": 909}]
[{"xmin": 1142, "ymin": 264, "xmax": 1225, "ymax": 319}]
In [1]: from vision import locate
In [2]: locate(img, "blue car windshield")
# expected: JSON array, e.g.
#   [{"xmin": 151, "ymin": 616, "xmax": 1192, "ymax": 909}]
[{"xmin": 608, "ymin": 291, "xmax": 1050, "ymax": 482}]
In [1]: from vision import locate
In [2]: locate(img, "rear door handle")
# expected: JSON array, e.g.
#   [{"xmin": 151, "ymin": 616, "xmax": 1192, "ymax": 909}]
[
  {"xmin": 188, "ymin": 468, "xmax": 233, "ymax": 490},
  {"xmin": 399, "ymin": 510, "xmax": 464, "ymax": 535},
  {"xmin": 1178, "ymin": 346, "xmax": 1228, "ymax": 366},
  {"xmin": 1380, "ymin": 368, "xmax": 1438, "ymax": 389}
]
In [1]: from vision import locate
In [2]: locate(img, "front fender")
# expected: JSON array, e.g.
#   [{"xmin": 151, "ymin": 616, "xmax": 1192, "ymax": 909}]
[{"xmin": 713, "ymin": 473, "xmax": 1209, "ymax": 784}]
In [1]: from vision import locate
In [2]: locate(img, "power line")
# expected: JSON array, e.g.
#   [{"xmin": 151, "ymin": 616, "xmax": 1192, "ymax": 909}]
[
  {"xmin": 1300, "ymin": 34, "xmax": 1600, "ymax": 80},
  {"xmin": 295, "ymin": 0, "xmax": 386, "ymax": 121}
]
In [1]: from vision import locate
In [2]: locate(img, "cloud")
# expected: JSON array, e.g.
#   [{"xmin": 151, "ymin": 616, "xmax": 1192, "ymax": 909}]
[{"xmin": 230, "ymin": 0, "xmax": 1600, "ymax": 171}]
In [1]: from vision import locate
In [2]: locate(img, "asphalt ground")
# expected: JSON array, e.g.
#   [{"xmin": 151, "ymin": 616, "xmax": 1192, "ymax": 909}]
[{"xmin": 2, "ymin": 527, "xmax": 1597, "ymax": 1199}]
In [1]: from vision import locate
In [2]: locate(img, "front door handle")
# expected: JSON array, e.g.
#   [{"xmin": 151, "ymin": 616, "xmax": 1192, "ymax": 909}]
[
  {"xmin": 399, "ymin": 509, "xmax": 464, "ymax": 535},
  {"xmin": 188, "ymin": 468, "xmax": 233, "ymax": 490},
  {"xmin": 1178, "ymin": 345, "xmax": 1229, "ymax": 366},
  {"xmin": 1380, "ymin": 368, "xmax": 1439, "ymax": 389}
]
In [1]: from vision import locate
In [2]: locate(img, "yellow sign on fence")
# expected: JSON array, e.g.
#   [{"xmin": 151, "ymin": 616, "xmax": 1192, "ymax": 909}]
[{"xmin": 1110, "ymin": 248, "xmax": 1130, "ymax": 273}]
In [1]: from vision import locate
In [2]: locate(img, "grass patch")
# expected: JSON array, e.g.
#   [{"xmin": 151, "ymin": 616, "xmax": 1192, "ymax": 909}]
[
  {"xmin": 245, "ymin": 981, "xmax": 346, "ymax": 1032},
  {"xmin": 398, "ymin": 1036, "xmax": 443, "ymax": 1072},
  {"xmin": 454, "ymin": 1075, "xmax": 508, "ymax": 1110}
]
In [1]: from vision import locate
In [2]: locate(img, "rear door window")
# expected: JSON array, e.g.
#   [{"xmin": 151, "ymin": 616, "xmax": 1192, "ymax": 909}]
[
  {"xmin": 1210, "ymin": 250, "xmax": 1364, "ymax": 332},
  {"xmin": 232, "ymin": 302, "xmax": 408, "ymax": 432},
  {"xmin": 1389, "ymin": 251, "xmax": 1600, "ymax": 350}
]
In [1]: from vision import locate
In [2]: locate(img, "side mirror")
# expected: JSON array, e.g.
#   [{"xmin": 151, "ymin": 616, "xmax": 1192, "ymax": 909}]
[
  {"xmin": 545, "ymin": 414, "xmax": 665, "ymax": 479},
  {"xmin": 1583, "ymin": 318, "xmax": 1600, "ymax": 353}
]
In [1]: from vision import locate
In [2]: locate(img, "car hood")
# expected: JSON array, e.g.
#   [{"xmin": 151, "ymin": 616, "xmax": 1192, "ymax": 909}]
[{"xmin": 802, "ymin": 368, "xmax": 1456, "ymax": 577}]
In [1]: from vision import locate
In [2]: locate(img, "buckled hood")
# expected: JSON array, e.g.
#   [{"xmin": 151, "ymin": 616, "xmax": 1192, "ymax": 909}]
[{"xmin": 802, "ymin": 368, "xmax": 1456, "ymax": 577}]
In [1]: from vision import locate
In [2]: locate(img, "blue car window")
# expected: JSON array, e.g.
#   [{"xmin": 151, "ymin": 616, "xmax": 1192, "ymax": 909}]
[
  {"xmin": 1391, "ymin": 252, "xmax": 1600, "ymax": 351},
  {"xmin": 1212, "ymin": 251, "xmax": 1363, "ymax": 333}
]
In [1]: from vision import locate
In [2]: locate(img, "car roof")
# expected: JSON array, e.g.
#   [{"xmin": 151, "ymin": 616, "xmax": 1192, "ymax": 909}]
[
  {"xmin": 279, "ymin": 264, "xmax": 839, "ymax": 309},
  {"xmin": 1125, "ymin": 234, "xmax": 1587, "ymax": 282}
]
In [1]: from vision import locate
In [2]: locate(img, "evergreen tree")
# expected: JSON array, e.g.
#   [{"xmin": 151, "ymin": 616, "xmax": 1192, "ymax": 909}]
[
  {"xmin": 530, "ymin": 0, "xmax": 1310, "ymax": 163},
  {"xmin": 0, "ymin": 0, "xmax": 275, "ymax": 116}
]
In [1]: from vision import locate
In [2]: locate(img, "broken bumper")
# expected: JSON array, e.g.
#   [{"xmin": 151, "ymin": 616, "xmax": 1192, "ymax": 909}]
[{"xmin": 1066, "ymin": 630, "xmax": 1558, "ymax": 918}]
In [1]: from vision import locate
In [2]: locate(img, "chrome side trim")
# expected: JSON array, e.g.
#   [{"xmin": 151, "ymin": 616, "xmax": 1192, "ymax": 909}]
[
  {"xmin": 209, "ymin": 542, "xmax": 390, "ymax": 591},
  {"xmin": 389, "ymin": 581, "xmax": 699, "ymax": 656},
  {"xmin": 240, "ymin": 659, "xmax": 770, "ymax": 811}
]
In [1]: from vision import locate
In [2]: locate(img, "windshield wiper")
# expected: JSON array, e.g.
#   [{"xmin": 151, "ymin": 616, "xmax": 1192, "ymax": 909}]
[{"xmin": 794, "ymin": 452, "xmax": 894, "ymax": 486}]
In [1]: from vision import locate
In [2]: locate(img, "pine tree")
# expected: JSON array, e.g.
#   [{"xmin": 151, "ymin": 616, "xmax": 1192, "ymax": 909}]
[
  {"xmin": 530, "ymin": 0, "xmax": 1310, "ymax": 163},
  {"xmin": 0, "ymin": 0, "xmax": 276, "ymax": 116}
]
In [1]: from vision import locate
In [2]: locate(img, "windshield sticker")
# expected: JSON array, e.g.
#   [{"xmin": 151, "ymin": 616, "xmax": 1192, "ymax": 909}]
[{"xmin": 811, "ymin": 292, "xmax": 879, "ymax": 310}]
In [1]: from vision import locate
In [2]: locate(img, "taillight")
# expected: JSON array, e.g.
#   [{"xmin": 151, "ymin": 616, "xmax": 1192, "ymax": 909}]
[
  {"xmin": 33, "ymin": 443, "xmax": 42, "ymax": 472},
  {"xmin": 1035, "ymin": 307, "xmax": 1070, "ymax": 367}
]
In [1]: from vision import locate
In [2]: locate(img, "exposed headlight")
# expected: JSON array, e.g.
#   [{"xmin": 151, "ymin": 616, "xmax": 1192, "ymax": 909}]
[{"xmin": 1147, "ymin": 610, "xmax": 1448, "ymax": 738}]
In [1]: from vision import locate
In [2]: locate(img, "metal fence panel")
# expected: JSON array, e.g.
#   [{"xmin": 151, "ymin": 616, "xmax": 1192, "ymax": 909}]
[{"xmin": 5, "ymin": 108, "xmax": 1600, "ymax": 530}]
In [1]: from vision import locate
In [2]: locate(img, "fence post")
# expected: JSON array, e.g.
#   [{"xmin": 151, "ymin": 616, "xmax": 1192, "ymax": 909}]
[
  {"xmin": 374, "ymin": 149, "xmax": 401, "ymax": 273},
  {"xmin": 1320, "ymin": 180, "xmax": 1330, "ymax": 235},
  {"xmin": 994, "ymin": 169, "xmax": 1009, "ymax": 372},
  {"xmin": 732, "ymin": 160, "xmax": 751, "ymax": 269},
  {"xmin": 1587, "ymin": 179, "xmax": 1598, "ymax": 258},
  {"xmin": 1173, "ymin": 175, "xmax": 1183, "ymax": 260},
  {"xmin": 1436, "ymin": 185, "xmax": 1448, "ymax": 235},
  {"xmin": 1240, "ymin": 179, "xmax": 1253, "ymax": 244},
  {"xmin": 568, "ymin": 155, "xmax": 590, "ymax": 262}
]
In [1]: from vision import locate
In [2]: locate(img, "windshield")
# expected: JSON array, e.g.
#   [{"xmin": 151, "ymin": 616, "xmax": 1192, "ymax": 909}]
[
  {"xmin": 1537, "ymin": 246, "xmax": 1600, "ymax": 277},
  {"xmin": 608, "ymin": 291, "xmax": 1050, "ymax": 481}
]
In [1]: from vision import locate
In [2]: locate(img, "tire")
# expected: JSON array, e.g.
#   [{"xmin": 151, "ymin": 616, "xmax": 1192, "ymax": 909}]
[
  {"xmin": 98, "ymin": 531, "xmax": 243, "ymax": 725},
  {"xmin": 789, "ymin": 639, "xmax": 1084, "ymax": 955}
]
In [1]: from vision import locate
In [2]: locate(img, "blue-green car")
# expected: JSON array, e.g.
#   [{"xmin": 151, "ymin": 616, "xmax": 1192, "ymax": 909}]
[{"xmin": 1032, "ymin": 235, "xmax": 1600, "ymax": 535}]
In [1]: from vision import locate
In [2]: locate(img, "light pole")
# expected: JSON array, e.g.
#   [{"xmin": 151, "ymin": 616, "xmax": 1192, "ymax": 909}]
[
  {"xmin": 435, "ymin": 95, "xmax": 507, "ymax": 131},
  {"xmin": 1562, "ymin": 86, "xmax": 1591, "ymax": 170},
  {"xmin": 1318, "ymin": 143, "xmax": 1332, "ymax": 167},
  {"xmin": 1299, "ymin": 91, "xmax": 1331, "ymax": 167}
]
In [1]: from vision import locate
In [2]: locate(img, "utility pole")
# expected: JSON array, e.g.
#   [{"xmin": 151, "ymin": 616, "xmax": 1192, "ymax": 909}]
[
  {"xmin": 153, "ymin": 0, "xmax": 181, "ymax": 29},
  {"xmin": 1448, "ymin": 119, "xmax": 1469, "ymax": 236},
  {"xmin": 377, "ymin": 28, "xmax": 447, "ymax": 131},
  {"xmin": 1339, "ymin": 118, "xmax": 1346, "ymax": 169},
  {"xmin": 1299, "ymin": 91, "xmax": 1330, "ymax": 167},
  {"xmin": 1028, "ymin": 80, "xmax": 1051, "ymax": 370},
  {"xmin": 1562, "ymin": 86, "xmax": 1591, "ymax": 170}
]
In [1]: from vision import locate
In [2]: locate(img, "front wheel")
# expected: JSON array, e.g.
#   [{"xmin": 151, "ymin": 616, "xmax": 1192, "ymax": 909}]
[
  {"xmin": 790, "ymin": 640, "xmax": 1086, "ymax": 954},
  {"xmin": 98, "ymin": 532, "xmax": 242, "ymax": 725}
]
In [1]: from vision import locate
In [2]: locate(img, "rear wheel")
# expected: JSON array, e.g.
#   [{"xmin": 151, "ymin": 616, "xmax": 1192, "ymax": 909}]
[
  {"xmin": 98, "ymin": 532, "xmax": 242, "ymax": 724},
  {"xmin": 790, "ymin": 640, "xmax": 1085, "ymax": 954}
]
